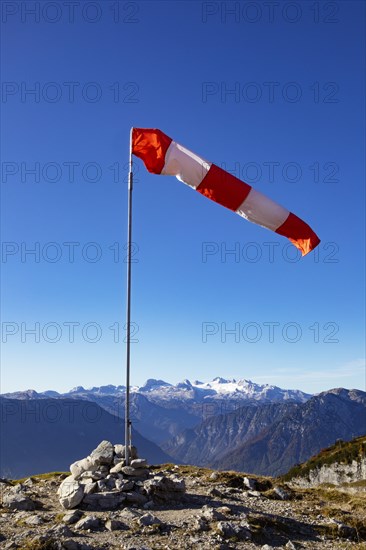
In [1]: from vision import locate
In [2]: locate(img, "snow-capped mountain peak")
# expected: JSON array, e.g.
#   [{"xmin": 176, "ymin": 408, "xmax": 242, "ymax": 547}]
[
  {"xmin": 212, "ymin": 377, "xmax": 231, "ymax": 384},
  {"xmin": 139, "ymin": 379, "xmax": 172, "ymax": 392},
  {"xmin": 2, "ymin": 377, "xmax": 312, "ymax": 404},
  {"xmin": 69, "ymin": 385, "xmax": 86, "ymax": 394}
]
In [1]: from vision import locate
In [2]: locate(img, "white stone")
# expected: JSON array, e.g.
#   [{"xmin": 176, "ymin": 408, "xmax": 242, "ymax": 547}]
[
  {"xmin": 83, "ymin": 482, "xmax": 97, "ymax": 495},
  {"xmin": 58, "ymin": 475, "xmax": 84, "ymax": 509},
  {"xmin": 144, "ymin": 475, "xmax": 186, "ymax": 502},
  {"xmin": 273, "ymin": 486, "xmax": 291, "ymax": 500},
  {"xmin": 247, "ymin": 490, "xmax": 261, "ymax": 498},
  {"xmin": 138, "ymin": 513, "xmax": 162, "ymax": 526},
  {"xmin": 90, "ymin": 440, "xmax": 114, "ymax": 465},
  {"xmin": 114, "ymin": 444, "xmax": 125, "ymax": 457},
  {"xmin": 201, "ymin": 505, "xmax": 226, "ymax": 521},
  {"xmin": 105, "ymin": 519, "xmax": 128, "ymax": 531},
  {"xmin": 216, "ymin": 520, "xmax": 252, "ymax": 541},
  {"xmin": 25, "ymin": 515, "xmax": 43, "ymax": 526},
  {"xmin": 216, "ymin": 521, "xmax": 236, "ymax": 537},
  {"xmin": 131, "ymin": 458, "xmax": 148, "ymax": 469},
  {"xmin": 79, "ymin": 472, "xmax": 94, "ymax": 484},
  {"xmin": 3, "ymin": 492, "xmax": 35, "ymax": 511},
  {"xmin": 244, "ymin": 476, "xmax": 257, "ymax": 490},
  {"xmin": 62, "ymin": 510, "xmax": 83, "ymax": 525},
  {"xmin": 90, "ymin": 470, "xmax": 105, "ymax": 481},
  {"xmin": 114, "ymin": 444, "xmax": 137, "ymax": 459},
  {"xmin": 97, "ymin": 480, "xmax": 108, "ymax": 492},
  {"xmin": 75, "ymin": 515, "xmax": 100, "ymax": 531},
  {"xmin": 121, "ymin": 466, "xmax": 137, "ymax": 476},
  {"xmin": 115, "ymin": 479, "xmax": 134, "ymax": 491},
  {"xmin": 83, "ymin": 492, "xmax": 125, "ymax": 510},
  {"xmin": 122, "ymin": 466, "xmax": 149, "ymax": 478},
  {"xmin": 194, "ymin": 517, "xmax": 209, "ymax": 532},
  {"xmin": 110, "ymin": 462, "xmax": 125, "ymax": 474},
  {"xmin": 70, "ymin": 456, "xmax": 97, "ymax": 479}
]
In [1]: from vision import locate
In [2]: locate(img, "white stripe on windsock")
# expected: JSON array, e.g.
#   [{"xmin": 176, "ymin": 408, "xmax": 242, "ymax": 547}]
[
  {"xmin": 237, "ymin": 188, "xmax": 290, "ymax": 231},
  {"xmin": 161, "ymin": 141, "xmax": 211, "ymax": 189}
]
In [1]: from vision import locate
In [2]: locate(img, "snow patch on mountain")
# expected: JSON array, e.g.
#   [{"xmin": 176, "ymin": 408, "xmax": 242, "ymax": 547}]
[{"xmin": 139, "ymin": 379, "xmax": 172, "ymax": 392}]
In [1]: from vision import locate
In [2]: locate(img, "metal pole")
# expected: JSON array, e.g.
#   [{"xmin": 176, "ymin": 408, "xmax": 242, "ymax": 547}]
[{"xmin": 125, "ymin": 127, "xmax": 133, "ymax": 466}]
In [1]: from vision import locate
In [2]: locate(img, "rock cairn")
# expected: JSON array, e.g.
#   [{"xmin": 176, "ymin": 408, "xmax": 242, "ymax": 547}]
[{"xmin": 57, "ymin": 440, "xmax": 185, "ymax": 511}]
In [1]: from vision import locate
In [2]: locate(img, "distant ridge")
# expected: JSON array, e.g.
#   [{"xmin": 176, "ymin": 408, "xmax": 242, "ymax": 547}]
[
  {"xmin": 163, "ymin": 388, "xmax": 366, "ymax": 476},
  {"xmin": 0, "ymin": 397, "xmax": 175, "ymax": 479}
]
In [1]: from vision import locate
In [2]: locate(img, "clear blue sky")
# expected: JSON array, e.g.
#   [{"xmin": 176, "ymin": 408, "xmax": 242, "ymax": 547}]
[{"xmin": 1, "ymin": 1, "xmax": 365, "ymax": 394}]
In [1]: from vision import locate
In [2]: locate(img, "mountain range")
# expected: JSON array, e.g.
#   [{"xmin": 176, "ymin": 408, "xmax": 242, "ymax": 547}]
[
  {"xmin": 2, "ymin": 378, "xmax": 311, "ymax": 446},
  {"xmin": 2, "ymin": 379, "xmax": 365, "ymax": 479},
  {"xmin": 2, "ymin": 377, "xmax": 311, "ymax": 403},
  {"xmin": 163, "ymin": 388, "xmax": 366, "ymax": 476}
]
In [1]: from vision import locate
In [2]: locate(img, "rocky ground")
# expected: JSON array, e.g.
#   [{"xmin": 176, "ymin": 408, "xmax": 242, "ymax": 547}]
[{"xmin": 0, "ymin": 464, "xmax": 365, "ymax": 550}]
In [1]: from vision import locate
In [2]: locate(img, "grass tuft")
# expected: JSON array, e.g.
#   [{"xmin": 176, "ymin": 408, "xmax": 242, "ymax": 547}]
[{"xmin": 11, "ymin": 472, "xmax": 69, "ymax": 484}]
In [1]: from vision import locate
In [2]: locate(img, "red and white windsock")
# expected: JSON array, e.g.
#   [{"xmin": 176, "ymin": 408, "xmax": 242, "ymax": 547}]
[{"xmin": 132, "ymin": 128, "xmax": 320, "ymax": 256}]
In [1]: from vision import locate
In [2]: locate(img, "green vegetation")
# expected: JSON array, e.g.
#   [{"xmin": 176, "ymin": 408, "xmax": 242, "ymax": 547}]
[
  {"xmin": 151, "ymin": 463, "xmax": 273, "ymax": 490},
  {"xmin": 11, "ymin": 472, "xmax": 69, "ymax": 485},
  {"xmin": 54, "ymin": 512, "xmax": 66, "ymax": 524},
  {"xmin": 281, "ymin": 435, "xmax": 366, "ymax": 482},
  {"xmin": 344, "ymin": 479, "xmax": 366, "ymax": 489},
  {"xmin": 150, "ymin": 463, "xmax": 214, "ymax": 478}
]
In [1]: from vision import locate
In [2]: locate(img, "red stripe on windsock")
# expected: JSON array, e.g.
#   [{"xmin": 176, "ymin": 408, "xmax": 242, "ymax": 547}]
[
  {"xmin": 196, "ymin": 164, "xmax": 252, "ymax": 211},
  {"xmin": 275, "ymin": 212, "xmax": 321, "ymax": 256},
  {"xmin": 132, "ymin": 128, "xmax": 172, "ymax": 174}
]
